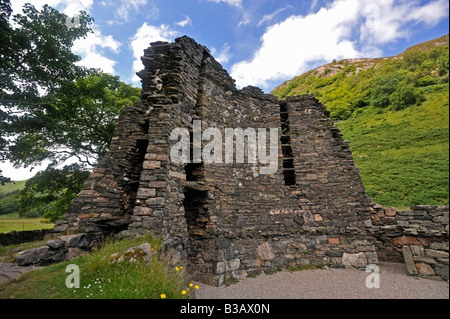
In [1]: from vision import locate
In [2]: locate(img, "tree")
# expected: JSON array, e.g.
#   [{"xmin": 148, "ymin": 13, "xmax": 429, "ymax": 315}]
[
  {"xmin": 18, "ymin": 164, "xmax": 90, "ymax": 222},
  {"xmin": 1, "ymin": 1, "xmax": 93, "ymax": 173},
  {"xmin": 390, "ymin": 81, "xmax": 424, "ymax": 110},
  {"xmin": 8, "ymin": 73, "xmax": 141, "ymax": 168},
  {"xmin": 14, "ymin": 73, "xmax": 141, "ymax": 221},
  {"xmin": 1, "ymin": 2, "xmax": 141, "ymax": 220},
  {"xmin": 370, "ymin": 73, "xmax": 403, "ymax": 108}
]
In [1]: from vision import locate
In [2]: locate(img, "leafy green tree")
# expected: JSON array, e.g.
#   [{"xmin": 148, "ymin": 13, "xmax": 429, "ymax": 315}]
[
  {"xmin": 1, "ymin": 2, "xmax": 141, "ymax": 220},
  {"xmin": 18, "ymin": 164, "xmax": 90, "ymax": 222},
  {"xmin": 438, "ymin": 49, "xmax": 449, "ymax": 77},
  {"xmin": 8, "ymin": 73, "xmax": 141, "ymax": 167},
  {"xmin": 370, "ymin": 73, "xmax": 403, "ymax": 108},
  {"xmin": 390, "ymin": 81, "xmax": 424, "ymax": 110},
  {"xmin": 0, "ymin": 0, "xmax": 93, "ymax": 176}
]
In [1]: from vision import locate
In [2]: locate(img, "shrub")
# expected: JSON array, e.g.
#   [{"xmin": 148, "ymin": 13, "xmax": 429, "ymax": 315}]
[{"xmin": 390, "ymin": 82, "xmax": 424, "ymax": 110}]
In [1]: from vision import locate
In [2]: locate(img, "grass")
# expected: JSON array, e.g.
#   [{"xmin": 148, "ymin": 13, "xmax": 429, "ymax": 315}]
[
  {"xmin": 0, "ymin": 234, "xmax": 196, "ymax": 299},
  {"xmin": 337, "ymin": 87, "xmax": 449, "ymax": 207},
  {"xmin": 289, "ymin": 263, "xmax": 324, "ymax": 272},
  {"xmin": 0, "ymin": 214, "xmax": 54, "ymax": 234},
  {"xmin": 0, "ymin": 240, "xmax": 49, "ymax": 262},
  {"xmin": 0, "ymin": 181, "xmax": 55, "ymax": 234},
  {"xmin": 0, "ymin": 181, "xmax": 27, "ymax": 196}
]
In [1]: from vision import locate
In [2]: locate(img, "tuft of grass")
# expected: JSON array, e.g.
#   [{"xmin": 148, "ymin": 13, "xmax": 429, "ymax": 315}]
[
  {"xmin": 0, "ymin": 234, "xmax": 195, "ymax": 299},
  {"xmin": 223, "ymin": 274, "xmax": 240, "ymax": 286},
  {"xmin": 289, "ymin": 263, "xmax": 324, "ymax": 272}
]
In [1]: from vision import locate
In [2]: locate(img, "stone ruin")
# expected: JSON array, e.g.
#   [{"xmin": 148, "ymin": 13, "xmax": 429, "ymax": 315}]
[{"xmin": 44, "ymin": 36, "xmax": 446, "ymax": 284}]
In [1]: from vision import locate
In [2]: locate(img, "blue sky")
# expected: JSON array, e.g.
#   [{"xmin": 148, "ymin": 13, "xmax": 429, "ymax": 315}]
[{"xmin": 3, "ymin": 0, "xmax": 450, "ymax": 180}]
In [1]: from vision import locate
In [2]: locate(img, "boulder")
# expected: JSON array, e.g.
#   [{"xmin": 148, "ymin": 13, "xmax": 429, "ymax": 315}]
[
  {"xmin": 15, "ymin": 246, "xmax": 49, "ymax": 266},
  {"xmin": 107, "ymin": 243, "xmax": 152, "ymax": 264}
]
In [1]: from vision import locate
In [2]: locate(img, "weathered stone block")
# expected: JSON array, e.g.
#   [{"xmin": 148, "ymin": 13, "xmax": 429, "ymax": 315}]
[
  {"xmin": 425, "ymin": 249, "xmax": 449, "ymax": 259},
  {"xmin": 410, "ymin": 245, "xmax": 425, "ymax": 257},
  {"xmin": 415, "ymin": 262, "xmax": 436, "ymax": 276},
  {"xmin": 342, "ymin": 252, "xmax": 367, "ymax": 268},
  {"xmin": 403, "ymin": 246, "xmax": 418, "ymax": 276},
  {"xmin": 257, "ymin": 242, "xmax": 275, "ymax": 261},
  {"xmin": 328, "ymin": 238, "xmax": 340, "ymax": 245},
  {"xmin": 133, "ymin": 206, "xmax": 154, "ymax": 216},
  {"xmin": 145, "ymin": 197, "xmax": 166, "ymax": 206},
  {"xmin": 394, "ymin": 236, "xmax": 422, "ymax": 246},
  {"xmin": 385, "ymin": 208, "xmax": 397, "ymax": 217},
  {"xmin": 137, "ymin": 188, "xmax": 157, "ymax": 199},
  {"xmin": 143, "ymin": 161, "xmax": 161, "ymax": 170},
  {"xmin": 47, "ymin": 239, "xmax": 65, "ymax": 250},
  {"xmin": 433, "ymin": 265, "xmax": 449, "ymax": 280},
  {"xmin": 430, "ymin": 242, "xmax": 449, "ymax": 251},
  {"xmin": 314, "ymin": 214, "xmax": 323, "ymax": 222},
  {"xmin": 228, "ymin": 258, "xmax": 241, "ymax": 271}
]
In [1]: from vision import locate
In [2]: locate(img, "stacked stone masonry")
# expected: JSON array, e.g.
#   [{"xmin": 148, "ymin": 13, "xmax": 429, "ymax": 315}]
[
  {"xmin": 36, "ymin": 36, "xmax": 446, "ymax": 285},
  {"xmin": 371, "ymin": 204, "xmax": 449, "ymax": 280}
]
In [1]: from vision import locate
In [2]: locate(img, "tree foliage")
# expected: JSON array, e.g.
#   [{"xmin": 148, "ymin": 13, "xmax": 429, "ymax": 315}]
[
  {"xmin": 18, "ymin": 164, "xmax": 90, "ymax": 222},
  {"xmin": 0, "ymin": 0, "xmax": 94, "ymax": 181},
  {"xmin": 8, "ymin": 73, "xmax": 141, "ymax": 167},
  {"xmin": 1, "ymin": 1, "xmax": 141, "ymax": 220}
]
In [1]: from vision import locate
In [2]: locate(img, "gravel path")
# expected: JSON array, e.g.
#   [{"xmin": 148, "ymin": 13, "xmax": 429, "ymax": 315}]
[{"xmin": 195, "ymin": 262, "xmax": 449, "ymax": 299}]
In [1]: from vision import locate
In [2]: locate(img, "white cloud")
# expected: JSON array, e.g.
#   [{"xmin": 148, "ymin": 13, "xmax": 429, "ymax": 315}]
[
  {"xmin": 211, "ymin": 44, "xmax": 232, "ymax": 64},
  {"xmin": 114, "ymin": 0, "xmax": 147, "ymax": 23},
  {"xmin": 408, "ymin": 0, "xmax": 450, "ymax": 25},
  {"xmin": 360, "ymin": 0, "xmax": 449, "ymax": 44},
  {"xmin": 72, "ymin": 28, "xmax": 122, "ymax": 74},
  {"xmin": 176, "ymin": 16, "xmax": 192, "ymax": 28},
  {"xmin": 129, "ymin": 23, "xmax": 178, "ymax": 83},
  {"xmin": 257, "ymin": 5, "xmax": 293, "ymax": 28},
  {"xmin": 231, "ymin": 0, "xmax": 450, "ymax": 89},
  {"xmin": 11, "ymin": 0, "xmax": 93, "ymax": 15},
  {"xmin": 207, "ymin": 0, "xmax": 242, "ymax": 8}
]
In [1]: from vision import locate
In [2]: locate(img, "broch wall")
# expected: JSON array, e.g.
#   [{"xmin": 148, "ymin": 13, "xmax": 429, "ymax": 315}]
[
  {"xmin": 14, "ymin": 36, "xmax": 448, "ymax": 284},
  {"xmin": 54, "ymin": 36, "xmax": 377, "ymax": 285}
]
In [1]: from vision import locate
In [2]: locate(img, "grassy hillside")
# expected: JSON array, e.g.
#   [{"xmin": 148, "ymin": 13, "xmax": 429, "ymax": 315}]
[
  {"xmin": 0, "ymin": 180, "xmax": 26, "ymax": 216},
  {"xmin": 0, "ymin": 234, "xmax": 194, "ymax": 299},
  {"xmin": 273, "ymin": 35, "xmax": 449, "ymax": 208},
  {"xmin": 0, "ymin": 181, "xmax": 55, "ymax": 233}
]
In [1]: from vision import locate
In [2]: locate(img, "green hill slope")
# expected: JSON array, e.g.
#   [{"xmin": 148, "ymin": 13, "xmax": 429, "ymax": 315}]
[
  {"xmin": 0, "ymin": 181, "xmax": 26, "ymax": 216},
  {"xmin": 272, "ymin": 35, "xmax": 449, "ymax": 208}
]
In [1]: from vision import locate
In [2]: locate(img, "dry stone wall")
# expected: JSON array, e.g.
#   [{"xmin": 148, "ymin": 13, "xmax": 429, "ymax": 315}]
[
  {"xmin": 39, "ymin": 36, "xmax": 380, "ymax": 286},
  {"xmin": 371, "ymin": 204, "xmax": 449, "ymax": 280}
]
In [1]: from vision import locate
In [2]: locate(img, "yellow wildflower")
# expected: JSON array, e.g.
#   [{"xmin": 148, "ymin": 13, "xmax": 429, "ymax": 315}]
[
  {"xmin": 189, "ymin": 283, "xmax": 194, "ymax": 287},
  {"xmin": 195, "ymin": 285, "xmax": 200, "ymax": 290},
  {"xmin": 181, "ymin": 290, "xmax": 187, "ymax": 295},
  {"xmin": 160, "ymin": 294, "xmax": 167, "ymax": 299},
  {"xmin": 175, "ymin": 267, "xmax": 180, "ymax": 272}
]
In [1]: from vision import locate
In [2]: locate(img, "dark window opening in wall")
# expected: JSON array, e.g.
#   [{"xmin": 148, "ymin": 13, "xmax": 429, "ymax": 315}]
[
  {"xmin": 185, "ymin": 163, "xmax": 205, "ymax": 181},
  {"xmin": 183, "ymin": 188, "xmax": 209, "ymax": 241},
  {"xmin": 280, "ymin": 101, "xmax": 297, "ymax": 186},
  {"xmin": 126, "ymin": 138, "xmax": 149, "ymax": 213},
  {"xmin": 185, "ymin": 130, "xmax": 206, "ymax": 182}
]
